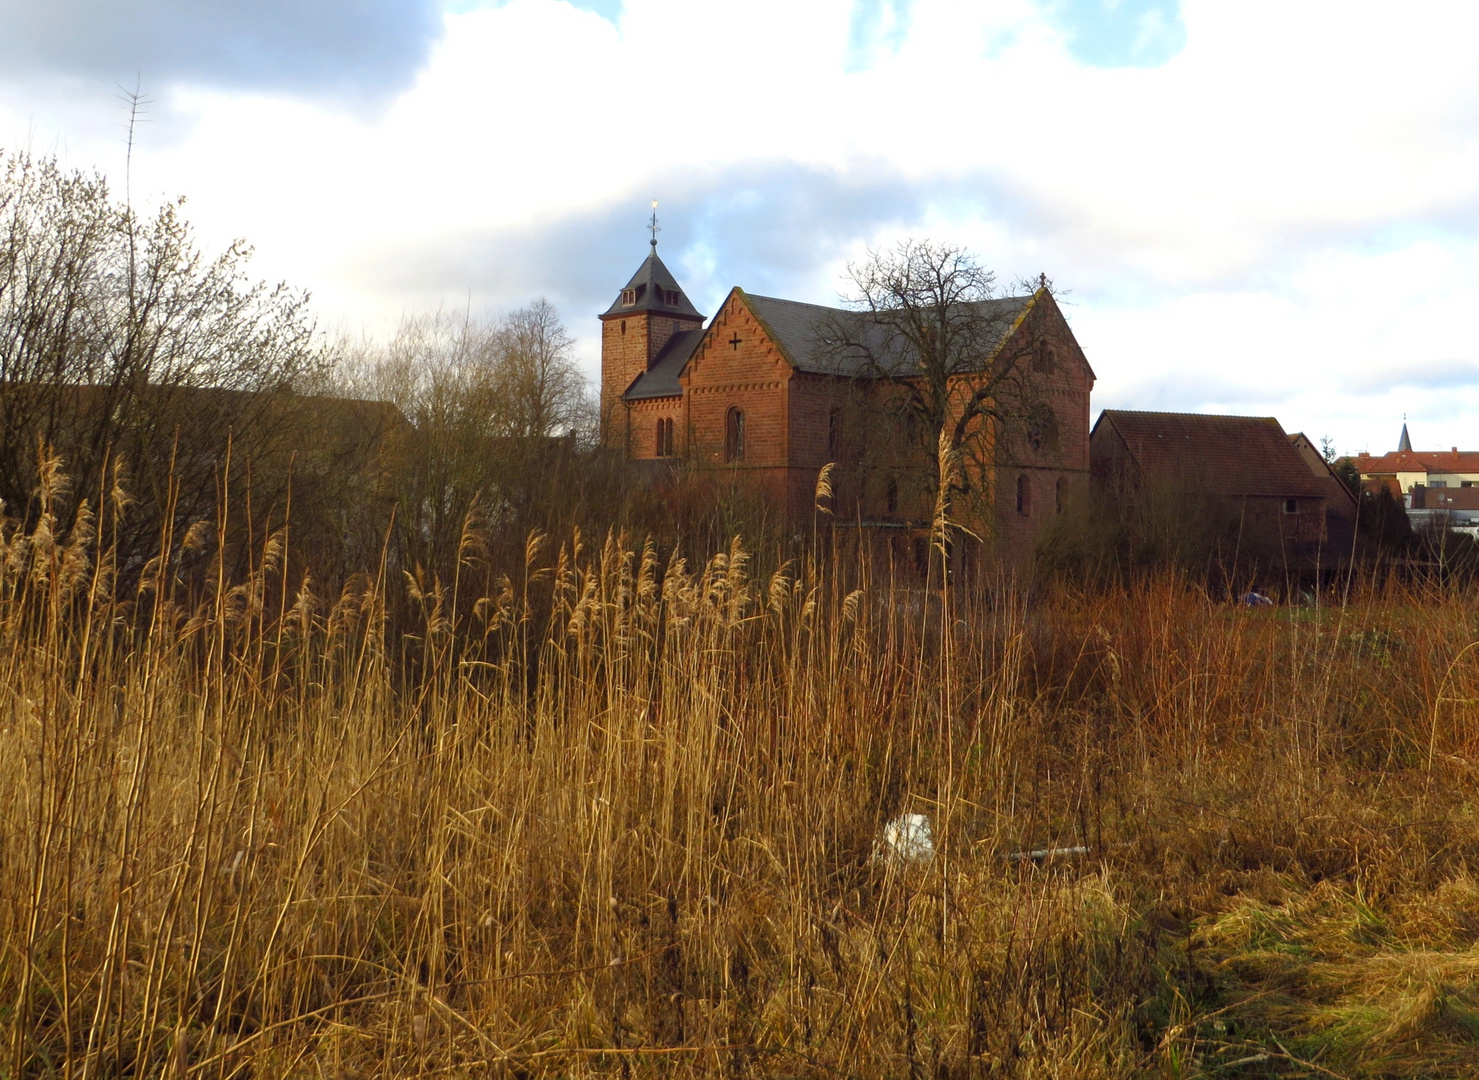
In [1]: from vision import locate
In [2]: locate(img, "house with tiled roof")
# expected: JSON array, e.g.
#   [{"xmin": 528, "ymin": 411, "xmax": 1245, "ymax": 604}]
[
  {"xmin": 1354, "ymin": 432, "xmax": 1479, "ymax": 499},
  {"xmin": 1089, "ymin": 410, "xmax": 1351, "ymax": 561},
  {"xmin": 1355, "ymin": 427, "xmax": 1479, "ymax": 537},
  {"xmin": 599, "ymin": 239, "xmax": 1095, "ymax": 566}
]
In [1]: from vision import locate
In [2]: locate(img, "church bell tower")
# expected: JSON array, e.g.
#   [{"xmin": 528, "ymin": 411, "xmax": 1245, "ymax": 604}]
[{"xmin": 599, "ymin": 206, "xmax": 704, "ymax": 446}]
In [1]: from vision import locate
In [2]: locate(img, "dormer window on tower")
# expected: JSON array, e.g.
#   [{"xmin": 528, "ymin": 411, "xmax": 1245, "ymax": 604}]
[
  {"xmin": 663, "ymin": 289, "xmax": 680, "ymax": 305},
  {"xmin": 621, "ymin": 289, "xmax": 637, "ymax": 306}
]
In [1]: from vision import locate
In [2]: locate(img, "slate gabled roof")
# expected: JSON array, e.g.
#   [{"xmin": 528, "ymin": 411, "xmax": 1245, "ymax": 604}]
[
  {"xmin": 619, "ymin": 283, "xmax": 1054, "ymax": 401},
  {"xmin": 625, "ymin": 329, "xmax": 704, "ymax": 400},
  {"xmin": 744, "ymin": 292, "xmax": 1036, "ymax": 377},
  {"xmin": 1095, "ymin": 410, "xmax": 1327, "ymax": 498},
  {"xmin": 602, "ymin": 250, "xmax": 704, "ymax": 319}
]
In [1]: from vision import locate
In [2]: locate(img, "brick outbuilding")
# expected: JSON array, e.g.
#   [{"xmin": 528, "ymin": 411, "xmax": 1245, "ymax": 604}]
[{"xmin": 1090, "ymin": 410, "xmax": 1351, "ymax": 566}]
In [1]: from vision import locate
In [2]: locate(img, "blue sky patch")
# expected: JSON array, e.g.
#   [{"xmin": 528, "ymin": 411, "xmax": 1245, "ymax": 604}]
[
  {"xmin": 0, "ymin": 0, "xmax": 445, "ymax": 101},
  {"xmin": 561, "ymin": 0, "xmax": 622, "ymax": 21},
  {"xmin": 1045, "ymin": 0, "xmax": 1186, "ymax": 69},
  {"xmin": 846, "ymin": 0, "xmax": 913, "ymax": 73},
  {"xmin": 448, "ymin": 0, "xmax": 623, "ymax": 20}
]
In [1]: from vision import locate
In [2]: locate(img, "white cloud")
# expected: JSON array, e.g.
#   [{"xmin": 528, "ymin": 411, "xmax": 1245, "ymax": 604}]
[{"xmin": 3, "ymin": 0, "xmax": 1478, "ymax": 450}]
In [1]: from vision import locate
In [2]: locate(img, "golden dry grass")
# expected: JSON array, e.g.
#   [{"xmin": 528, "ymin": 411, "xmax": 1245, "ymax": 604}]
[{"xmin": 1, "ymin": 467, "xmax": 1478, "ymax": 1078}]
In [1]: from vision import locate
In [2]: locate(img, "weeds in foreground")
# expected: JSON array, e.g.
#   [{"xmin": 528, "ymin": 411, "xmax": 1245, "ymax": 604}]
[{"xmin": 0, "ymin": 464, "xmax": 1477, "ymax": 1078}]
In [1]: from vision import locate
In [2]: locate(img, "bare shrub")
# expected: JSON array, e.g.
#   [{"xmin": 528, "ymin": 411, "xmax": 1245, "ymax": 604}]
[{"xmin": 0, "ymin": 150, "xmax": 327, "ymax": 568}]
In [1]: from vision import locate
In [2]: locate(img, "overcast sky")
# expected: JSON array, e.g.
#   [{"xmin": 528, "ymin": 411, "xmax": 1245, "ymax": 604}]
[{"xmin": 3, "ymin": 0, "xmax": 1477, "ymax": 454}]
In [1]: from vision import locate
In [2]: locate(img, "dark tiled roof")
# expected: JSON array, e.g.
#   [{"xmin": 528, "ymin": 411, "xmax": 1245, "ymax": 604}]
[
  {"xmin": 1096, "ymin": 410, "xmax": 1327, "ymax": 498},
  {"xmin": 602, "ymin": 249, "xmax": 704, "ymax": 319},
  {"xmin": 744, "ymin": 292, "xmax": 1034, "ymax": 377},
  {"xmin": 625, "ymin": 329, "xmax": 703, "ymax": 400}
]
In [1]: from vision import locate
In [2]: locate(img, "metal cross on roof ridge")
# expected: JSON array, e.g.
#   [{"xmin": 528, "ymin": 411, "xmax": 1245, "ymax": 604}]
[{"xmin": 649, "ymin": 199, "xmax": 660, "ymax": 249}]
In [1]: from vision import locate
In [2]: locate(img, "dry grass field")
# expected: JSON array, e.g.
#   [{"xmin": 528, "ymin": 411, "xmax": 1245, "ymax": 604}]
[{"xmin": 3, "ymin": 465, "xmax": 1479, "ymax": 1078}]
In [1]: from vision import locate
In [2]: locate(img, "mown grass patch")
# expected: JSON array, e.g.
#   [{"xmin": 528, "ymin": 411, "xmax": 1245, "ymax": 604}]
[{"xmin": 1181, "ymin": 873, "xmax": 1479, "ymax": 1077}]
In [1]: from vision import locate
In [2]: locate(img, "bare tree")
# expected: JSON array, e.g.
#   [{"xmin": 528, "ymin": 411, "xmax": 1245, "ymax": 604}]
[
  {"xmin": 826, "ymin": 239, "xmax": 1053, "ymax": 529},
  {"xmin": 493, "ymin": 298, "xmax": 591, "ymax": 441},
  {"xmin": 337, "ymin": 309, "xmax": 498, "ymax": 564},
  {"xmin": 339, "ymin": 300, "xmax": 593, "ymax": 575}
]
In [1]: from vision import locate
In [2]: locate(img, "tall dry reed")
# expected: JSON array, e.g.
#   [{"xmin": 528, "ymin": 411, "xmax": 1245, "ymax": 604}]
[{"xmin": 2, "ymin": 461, "xmax": 1478, "ymax": 1078}]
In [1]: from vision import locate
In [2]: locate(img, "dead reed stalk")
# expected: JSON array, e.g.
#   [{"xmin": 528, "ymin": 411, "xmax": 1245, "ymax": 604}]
[{"xmin": 0, "ymin": 463, "xmax": 1476, "ymax": 1077}]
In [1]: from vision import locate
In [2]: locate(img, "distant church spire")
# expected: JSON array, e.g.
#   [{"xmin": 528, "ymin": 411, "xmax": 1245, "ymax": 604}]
[{"xmin": 1398, "ymin": 419, "xmax": 1412, "ymax": 453}]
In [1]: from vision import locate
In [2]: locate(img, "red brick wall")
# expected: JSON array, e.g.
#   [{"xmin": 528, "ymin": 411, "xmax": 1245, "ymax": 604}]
[
  {"xmin": 787, "ymin": 374, "xmax": 835, "ymax": 470},
  {"xmin": 1208, "ymin": 495, "xmax": 1328, "ymax": 548},
  {"xmin": 600, "ymin": 311, "xmax": 701, "ymax": 450},
  {"xmin": 683, "ymin": 294, "xmax": 790, "ymax": 467},
  {"xmin": 787, "ymin": 374, "xmax": 865, "ymax": 519},
  {"xmin": 648, "ymin": 315, "xmax": 700, "ymax": 361},
  {"xmin": 984, "ymin": 299, "xmax": 1096, "ymax": 568},
  {"xmin": 628, "ymin": 397, "xmax": 684, "ymax": 461},
  {"xmin": 681, "ymin": 293, "xmax": 795, "ymax": 508},
  {"xmin": 601, "ymin": 315, "xmax": 649, "ymax": 450},
  {"xmin": 1271, "ymin": 495, "xmax": 1329, "ymax": 545}
]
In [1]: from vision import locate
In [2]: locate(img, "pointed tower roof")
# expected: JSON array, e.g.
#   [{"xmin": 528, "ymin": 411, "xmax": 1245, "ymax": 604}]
[
  {"xmin": 601, "ymin": 249, "xmax": 704, "ymax": 320},
  {"xmin": 1398, "ymin": 422, "xmax": 1412, "ymax": 452}
]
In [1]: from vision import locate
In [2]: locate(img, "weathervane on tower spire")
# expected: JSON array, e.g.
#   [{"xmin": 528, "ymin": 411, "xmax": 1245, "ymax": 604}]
[{"xmin": 649, "ymin": 200, "xmax": 660, "ymax": 249}]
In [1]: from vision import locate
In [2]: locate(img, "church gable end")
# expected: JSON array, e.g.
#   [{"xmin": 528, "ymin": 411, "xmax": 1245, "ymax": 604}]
[
  {"xmin": 682, "ymin": 290, "xmax": 794, "ymax": 468},
  {"xmin": 998, "ymin": 294, "xmax": 1095, "ymax": 472}
]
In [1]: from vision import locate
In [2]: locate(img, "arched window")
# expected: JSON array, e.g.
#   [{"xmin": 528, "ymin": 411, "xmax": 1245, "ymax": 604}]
[
  {"xmin": 903, "ymin": 410, "xmax": 919, "ymax": 446},
  {"xmin": 1033, "ymin": 340, "xmax": 1056, "ymax": 374},
  {"xmin": 1055, "ymin": 476, "xmax": 1066, "ymax": 514},
  {"xmin": 1017, "ymin": 474, "xmax": 1031, "ymax": 516},
  {"xmin": 886, "ymin": 477, "xmax": 899, "ymax": 516},
  {"xmin": 827, "ymin": 406, "xmax": 842, "ymax": 459},
  {"xmin": 724, "ymin": 407, "xmax": 745, "ymax": 463},
  {"xmin": 656, "ymin": 417, "xmax": 675, "ymax": 458}
]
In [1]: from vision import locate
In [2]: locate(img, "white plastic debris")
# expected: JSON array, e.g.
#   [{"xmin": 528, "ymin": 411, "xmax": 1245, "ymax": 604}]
[
  {"xmin": 1005, "ymin": 846, "xmax": 1090, "ymax": 863},
  {"xmin": 878, "ymin": 813, "xmax": 935, "ymax": 865}
]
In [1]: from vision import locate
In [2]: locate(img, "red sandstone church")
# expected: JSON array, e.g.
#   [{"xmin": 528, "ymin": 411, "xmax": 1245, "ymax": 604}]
[{"xmin": 599, "ymin": 240, "xmax": 1096, "ymax": 566}]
